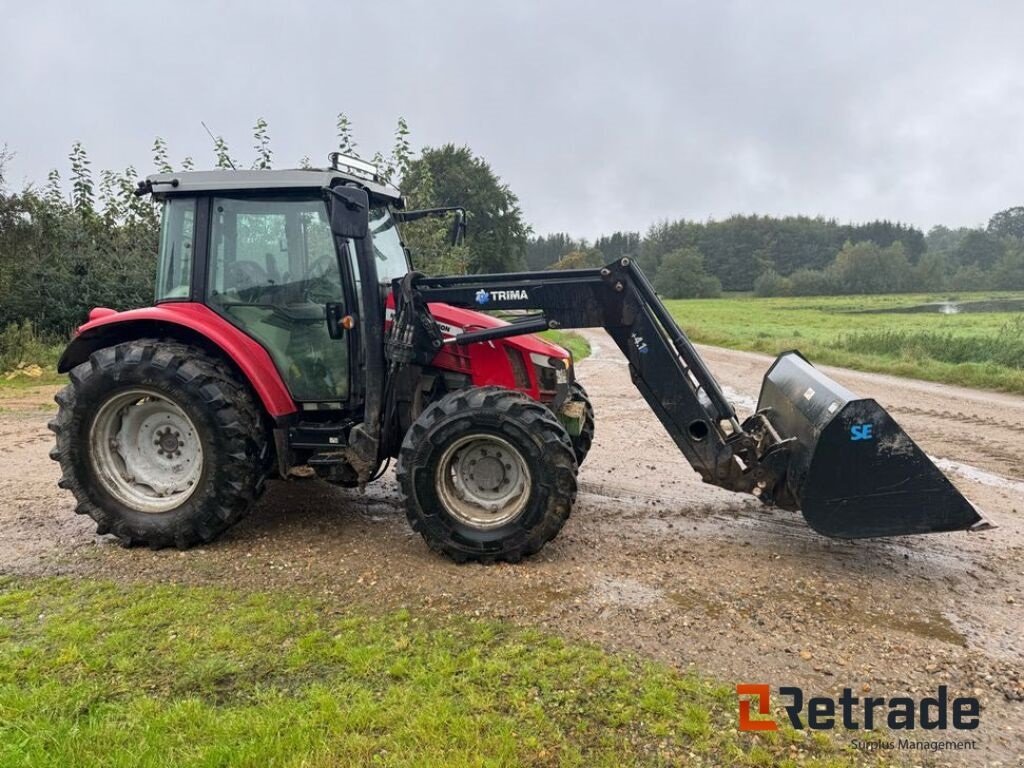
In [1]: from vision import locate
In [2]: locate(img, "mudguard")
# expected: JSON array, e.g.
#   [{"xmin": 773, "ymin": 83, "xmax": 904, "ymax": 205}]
[{"xmin": 58, "ymin": 304, "xmax": 297, "ymax": 418}]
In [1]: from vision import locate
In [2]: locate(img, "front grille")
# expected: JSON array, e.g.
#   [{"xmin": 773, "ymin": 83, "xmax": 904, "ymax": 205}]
[{"xmin": 505, "ymin": 347, "xmax": 531, "ymax": 389}]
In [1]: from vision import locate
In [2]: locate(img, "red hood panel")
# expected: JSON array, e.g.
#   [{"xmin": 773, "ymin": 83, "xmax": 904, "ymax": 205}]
[{"xmin": 426, "ymin": 302, "xmax": 569, "ymax": 359}]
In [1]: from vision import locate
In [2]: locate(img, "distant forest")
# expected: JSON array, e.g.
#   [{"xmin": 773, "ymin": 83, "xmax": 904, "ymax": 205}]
[{"xmin": 529, "ymin": 209, "xmax": 1024, "ymax": 298}]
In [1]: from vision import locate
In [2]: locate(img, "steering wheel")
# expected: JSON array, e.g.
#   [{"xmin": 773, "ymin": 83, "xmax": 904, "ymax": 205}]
[
  {"xmin": 224, "ymin": 260, "xmax": 269, "ymax": 302},
  {"xmin": 303, "ymin": 255, "xmax": 340, "ymax": 302}
]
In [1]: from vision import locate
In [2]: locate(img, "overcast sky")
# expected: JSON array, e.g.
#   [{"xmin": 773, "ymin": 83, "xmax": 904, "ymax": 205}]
[{"xmin": 2, "ymin": 2, "xmax": 1022, "ymax": 238}]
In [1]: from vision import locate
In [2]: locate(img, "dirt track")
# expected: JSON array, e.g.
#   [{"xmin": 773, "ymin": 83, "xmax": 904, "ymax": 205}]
[{"xmin": 1, "ymin": 334, "xmax": 1022, "ymax": 766}]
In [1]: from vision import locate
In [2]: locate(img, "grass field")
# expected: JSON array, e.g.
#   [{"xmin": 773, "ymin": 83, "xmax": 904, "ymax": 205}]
[
  {"xmin": 666, "ymin": 292, "xmax": 1024, "ymax": 394},
  {"xmin": 540, "ymin": 329, "xmax": 591, "ymax": 362},
  {"xmin": 0, "ymin": 577, "xmax": 894, "ymax": 768}
]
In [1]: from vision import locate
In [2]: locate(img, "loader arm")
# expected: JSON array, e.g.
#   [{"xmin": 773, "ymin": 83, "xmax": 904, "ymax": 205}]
[{"xmin": 390, "ymin": 258, "xmax": 993, "ymax": 539}]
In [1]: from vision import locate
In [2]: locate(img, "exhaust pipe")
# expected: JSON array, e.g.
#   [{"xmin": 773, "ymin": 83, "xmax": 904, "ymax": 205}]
[{"xmin": 757, "ymin": 352, "xmax": 994, "ymax": 539}]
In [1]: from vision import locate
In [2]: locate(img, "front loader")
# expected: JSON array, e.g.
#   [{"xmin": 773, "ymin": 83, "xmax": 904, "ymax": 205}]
[{"xmin": 50, "ymin": 157, "xmax": 991, "ymax": 563}]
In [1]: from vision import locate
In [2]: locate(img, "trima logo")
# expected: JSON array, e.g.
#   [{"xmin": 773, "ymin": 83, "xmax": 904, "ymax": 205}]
[
  {"xmin": 474, "ymin": 288, "xmax": 529, "ymax": 305},
  {"xmin": 737, "ymin": 685, "xmax": 979, "ymax": 732}
]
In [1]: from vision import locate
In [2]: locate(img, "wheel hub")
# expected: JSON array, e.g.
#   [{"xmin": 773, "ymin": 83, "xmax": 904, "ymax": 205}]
[
  {"xmin": 89, "ymin": 388, "xmax": 203, "ymax": 513},
  {"xmin": 156, "ymin": 427, "xmax": 182, "ymax": 457},
  {"xmin": 436, "ymin": 434, "xmax": 531, "ymax": 529}
]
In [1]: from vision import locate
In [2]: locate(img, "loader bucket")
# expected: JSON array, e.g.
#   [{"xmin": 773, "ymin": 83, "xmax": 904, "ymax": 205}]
[{"xmin": 757, "ymin": 352, "xmax": 991, "ymax": 539}]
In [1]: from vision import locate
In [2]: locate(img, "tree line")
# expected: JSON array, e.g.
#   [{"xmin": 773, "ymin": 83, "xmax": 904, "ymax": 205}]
[
  {"xmin": 528, "ymin": 210, "xmax": 1024, "ymax": 298},
  {"xmin": 0, "ymin": 117, "xmax": 530, "ymax": 339},
  {"xmin": 2, "ymin": 114, "xmax": 1022, "ymax": 351}
]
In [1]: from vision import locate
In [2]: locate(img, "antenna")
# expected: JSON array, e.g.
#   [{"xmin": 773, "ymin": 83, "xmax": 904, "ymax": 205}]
[{"xmin": 201, "ymin": 121, "xmax": 236, "ymax": 170}]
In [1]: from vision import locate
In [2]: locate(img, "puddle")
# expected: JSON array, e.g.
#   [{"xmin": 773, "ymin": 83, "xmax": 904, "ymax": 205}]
[
  {"xmin": 928, "ymin": 456, "xmax": 1024, "ymax": 496},
  {"xmin": 723, "ymin": 386, "xmax": 757, "ymax": 414},
  {"xmin": 786, "ymin": 589, "xmax": 968, "ymax": 647},
  {"xmin": 850, "ymin": 298, "xmax": 1024, "ymax": 315},
  {"xmin": 587, "ymin": 576, "xmax": 664, "ymax": 609}
]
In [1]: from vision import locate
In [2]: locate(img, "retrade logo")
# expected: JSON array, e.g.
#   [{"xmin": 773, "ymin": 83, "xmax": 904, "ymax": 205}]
[
  {"xmin": 737, "ymin": 684, "xmax": 777, "ymax": 731},
  {"xmin": 737, "ymin": 684, "xmax": 979, "ymax": 732}
]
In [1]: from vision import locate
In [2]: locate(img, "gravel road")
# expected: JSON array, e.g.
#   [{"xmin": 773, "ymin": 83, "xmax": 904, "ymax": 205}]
[{"xmin": 1, "ymin": 334, "xmax": 1021, "ymax": 765}]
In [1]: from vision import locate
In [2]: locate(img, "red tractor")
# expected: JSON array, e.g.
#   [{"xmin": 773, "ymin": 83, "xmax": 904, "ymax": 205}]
[{"xmin": 50, "ymin": 155, "xmax": 989, "ymax": 563}]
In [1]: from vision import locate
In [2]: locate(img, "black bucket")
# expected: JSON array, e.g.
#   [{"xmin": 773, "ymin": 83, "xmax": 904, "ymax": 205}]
[{"xmin": 757, "ymin": 352, "xmax": 992, "ymax": 539}]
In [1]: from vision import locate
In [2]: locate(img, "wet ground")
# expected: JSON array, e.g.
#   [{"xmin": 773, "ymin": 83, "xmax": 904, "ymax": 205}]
[{"xmin": 1, "ymin": 334, "xmax": 1022, "ymax": 766}]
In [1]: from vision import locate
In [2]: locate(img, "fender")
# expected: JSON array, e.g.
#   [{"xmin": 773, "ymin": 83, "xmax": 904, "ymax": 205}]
[{"xmin": 58, "ymin": 304, "xmax": 297, "ymax": 418}]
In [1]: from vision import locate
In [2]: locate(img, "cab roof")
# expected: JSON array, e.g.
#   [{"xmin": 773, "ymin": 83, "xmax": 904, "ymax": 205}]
[{"xmin": 144, "ymin": 168, "xmax": 403, "ymax": 204}]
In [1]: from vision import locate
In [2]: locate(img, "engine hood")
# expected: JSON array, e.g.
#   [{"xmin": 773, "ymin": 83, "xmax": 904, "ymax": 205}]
[{"xmin": 427, "ymin": 302, "xmax": 570, "ymax": 359}]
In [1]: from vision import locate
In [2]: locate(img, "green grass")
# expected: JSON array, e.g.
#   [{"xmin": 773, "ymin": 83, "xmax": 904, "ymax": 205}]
[
  {"xmin": 0, "ymin": 577, "xmax": 884, "ymax": 768},
  {"xmin": 541, "ymin": 329, "xmax": 591, "ymax": 362},
  {"xmin": 0, "ymin": 321, "xmax": 64, "ymax": 389},
  {"xmin": 666, "ymin": 292, "xmax": 1024, "ymax": 394}
]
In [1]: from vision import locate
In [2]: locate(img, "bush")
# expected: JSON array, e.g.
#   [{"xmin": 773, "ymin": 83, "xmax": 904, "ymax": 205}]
[
  {"xmin": 653, "ymin": 247, "xmax": 721, "ymax": 298},
  {"xmin": 831, "ymin": 241, "xmax": 912, "ymax": 294},
  {"xmin": 948, "ymin": 264, "xmax": 990, "ymax": 291},
  {"xmin": 787, "ymin": 268, "xmax": 835, "ymax": 296},
  {"xmin": 0, "ymin": 320, "xmax": 62, "ymax": 372},
  {"xmin": 753, "ymin": 269, "xmax": 790, "ymax": 297},
  {"xmin": 0, "ymin": 190, "xmax": 158, "ymax": 335}
]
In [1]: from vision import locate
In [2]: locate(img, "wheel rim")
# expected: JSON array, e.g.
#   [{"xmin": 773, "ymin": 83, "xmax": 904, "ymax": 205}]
[
  {"xmin": 435, "ymin": 434, "xmax": 532, "ymax": 529},
  {"xmin": 88, "ymin": 387, "xmax": 203, "ymax": 513}
]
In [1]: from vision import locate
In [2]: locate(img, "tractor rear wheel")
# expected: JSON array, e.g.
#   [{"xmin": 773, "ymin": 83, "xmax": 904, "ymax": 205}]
[
  {"xmin": 49, "ymin": 340, "xmax": 268, "ymax": 549},
  {"xmin": 396, "ymin": 386, "xmax": 577, "ymax": 564}
]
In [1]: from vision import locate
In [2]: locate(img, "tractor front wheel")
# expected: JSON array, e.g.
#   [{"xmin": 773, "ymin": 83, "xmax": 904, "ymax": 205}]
[
  {"xmin": 49, "ymin": 340, "xmax": 268, "ymax": 549},
  {"xmin": 396, "ymin": 386, "xmax": 577, "ymax": 564}
]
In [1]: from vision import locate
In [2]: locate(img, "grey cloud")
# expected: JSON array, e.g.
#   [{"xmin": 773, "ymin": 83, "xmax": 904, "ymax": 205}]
[{"xmin": 2, "ymin": 1, "xmax": 1022, "ymax": 238}]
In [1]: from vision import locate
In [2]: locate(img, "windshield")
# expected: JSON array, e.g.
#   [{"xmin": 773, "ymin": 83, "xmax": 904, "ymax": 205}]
[{"xmin": 369, "ymin": 206, "xmax": 410, "ymax": 284}]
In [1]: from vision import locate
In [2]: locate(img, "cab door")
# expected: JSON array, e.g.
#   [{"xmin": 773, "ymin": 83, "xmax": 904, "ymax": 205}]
[{"xmin": 207, "ymin": 195, "xmax": 352, "ymax": 405}]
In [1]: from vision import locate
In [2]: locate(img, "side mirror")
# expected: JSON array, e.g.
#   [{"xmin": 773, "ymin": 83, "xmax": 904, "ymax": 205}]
[{"xmin": 328, "ymin": 186, "xmax": 369, "ymax": 239}]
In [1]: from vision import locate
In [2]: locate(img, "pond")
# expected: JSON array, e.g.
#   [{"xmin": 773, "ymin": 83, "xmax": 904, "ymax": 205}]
[{"xmin": 853, "ymin": 298, "xmax": 1024, "ymax": 315}]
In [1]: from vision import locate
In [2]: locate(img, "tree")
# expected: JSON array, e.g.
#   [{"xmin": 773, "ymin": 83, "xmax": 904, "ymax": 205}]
[
  {"xmin": 753, "ymin": 269, "xmax": 790, "ymax": 297},
  {"xmin": 652, "ymin": 247, "xmax": 721, "ymax": 298},
  {"xmin": 952, "ymin": 229, "xmax": 1003, "ymax": 270},
  {"xmin": 993, "ymin": 240, "xmax": 1024, "ymax": 290},
  {"xmin": 251, "ymin": 118, "xmax": 272, "ymax": 170},
  {"xmin": 392, "ymin": 117, "xmax": 412, "ymax": 181},
  {"xmin": 548, "ymin": 249, "xmax": 603, "ymax": 270},
  {"xmin": 68, "ymin": 141, "xmax": 94, "ymax": 214},
  {"xmin": 152, "ymin": 137, "xmax": 173, "ymax": 173},
  {"xmin": 44, "ymin": 169, "xmax": 64, "ymax": 207},
  {"xmin": 912, "ymin": 250, "xmax": 949, "ymax": 292},
  {"xmin": 831, "ymin": 241, "xmax": 912, "ymax": 294},
  {"xmin": 336, "ymin": 112, "xmax": 358, "ymax": 157},
  {"xmin": 788, "ymin": 268, "xmax": 835, "ymax": 296},
  {"xmin": 212, "ymin": 135, "xmax": 236, "ymax": 170},
  {"xmin": 402, "ymin": 144, "xmax": 529, "ymax": 273},
  {"xmin": 0, "ymin": 144, "xmax": 10, "ymax": 191},
  {"xmin": 988, "ymin": 206, "xmax": 1024, "ymax": 240}
]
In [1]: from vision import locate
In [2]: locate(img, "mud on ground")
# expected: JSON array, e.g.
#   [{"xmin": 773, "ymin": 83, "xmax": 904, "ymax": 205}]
[{"xmin": 1, "ymin": 333, "xmax": 1021, "ymax": 766}]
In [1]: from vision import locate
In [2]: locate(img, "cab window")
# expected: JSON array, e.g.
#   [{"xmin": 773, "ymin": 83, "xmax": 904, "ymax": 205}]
[
  {"xmin": 207, "ymin": 196, "xmax": 349, "ymax": 403},
  {"xmin": 155, "ymin": 198, "xmax": 196, "ymax": 300}
]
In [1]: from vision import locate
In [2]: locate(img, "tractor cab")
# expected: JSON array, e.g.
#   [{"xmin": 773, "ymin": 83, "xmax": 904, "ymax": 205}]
[
  {"xmin": 58, "ymin": 159, "xmax": 578, "ymax": 485},
  {"xmin": 149, "ymin": 166, "xmax": 406, "ymax": 408}
]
